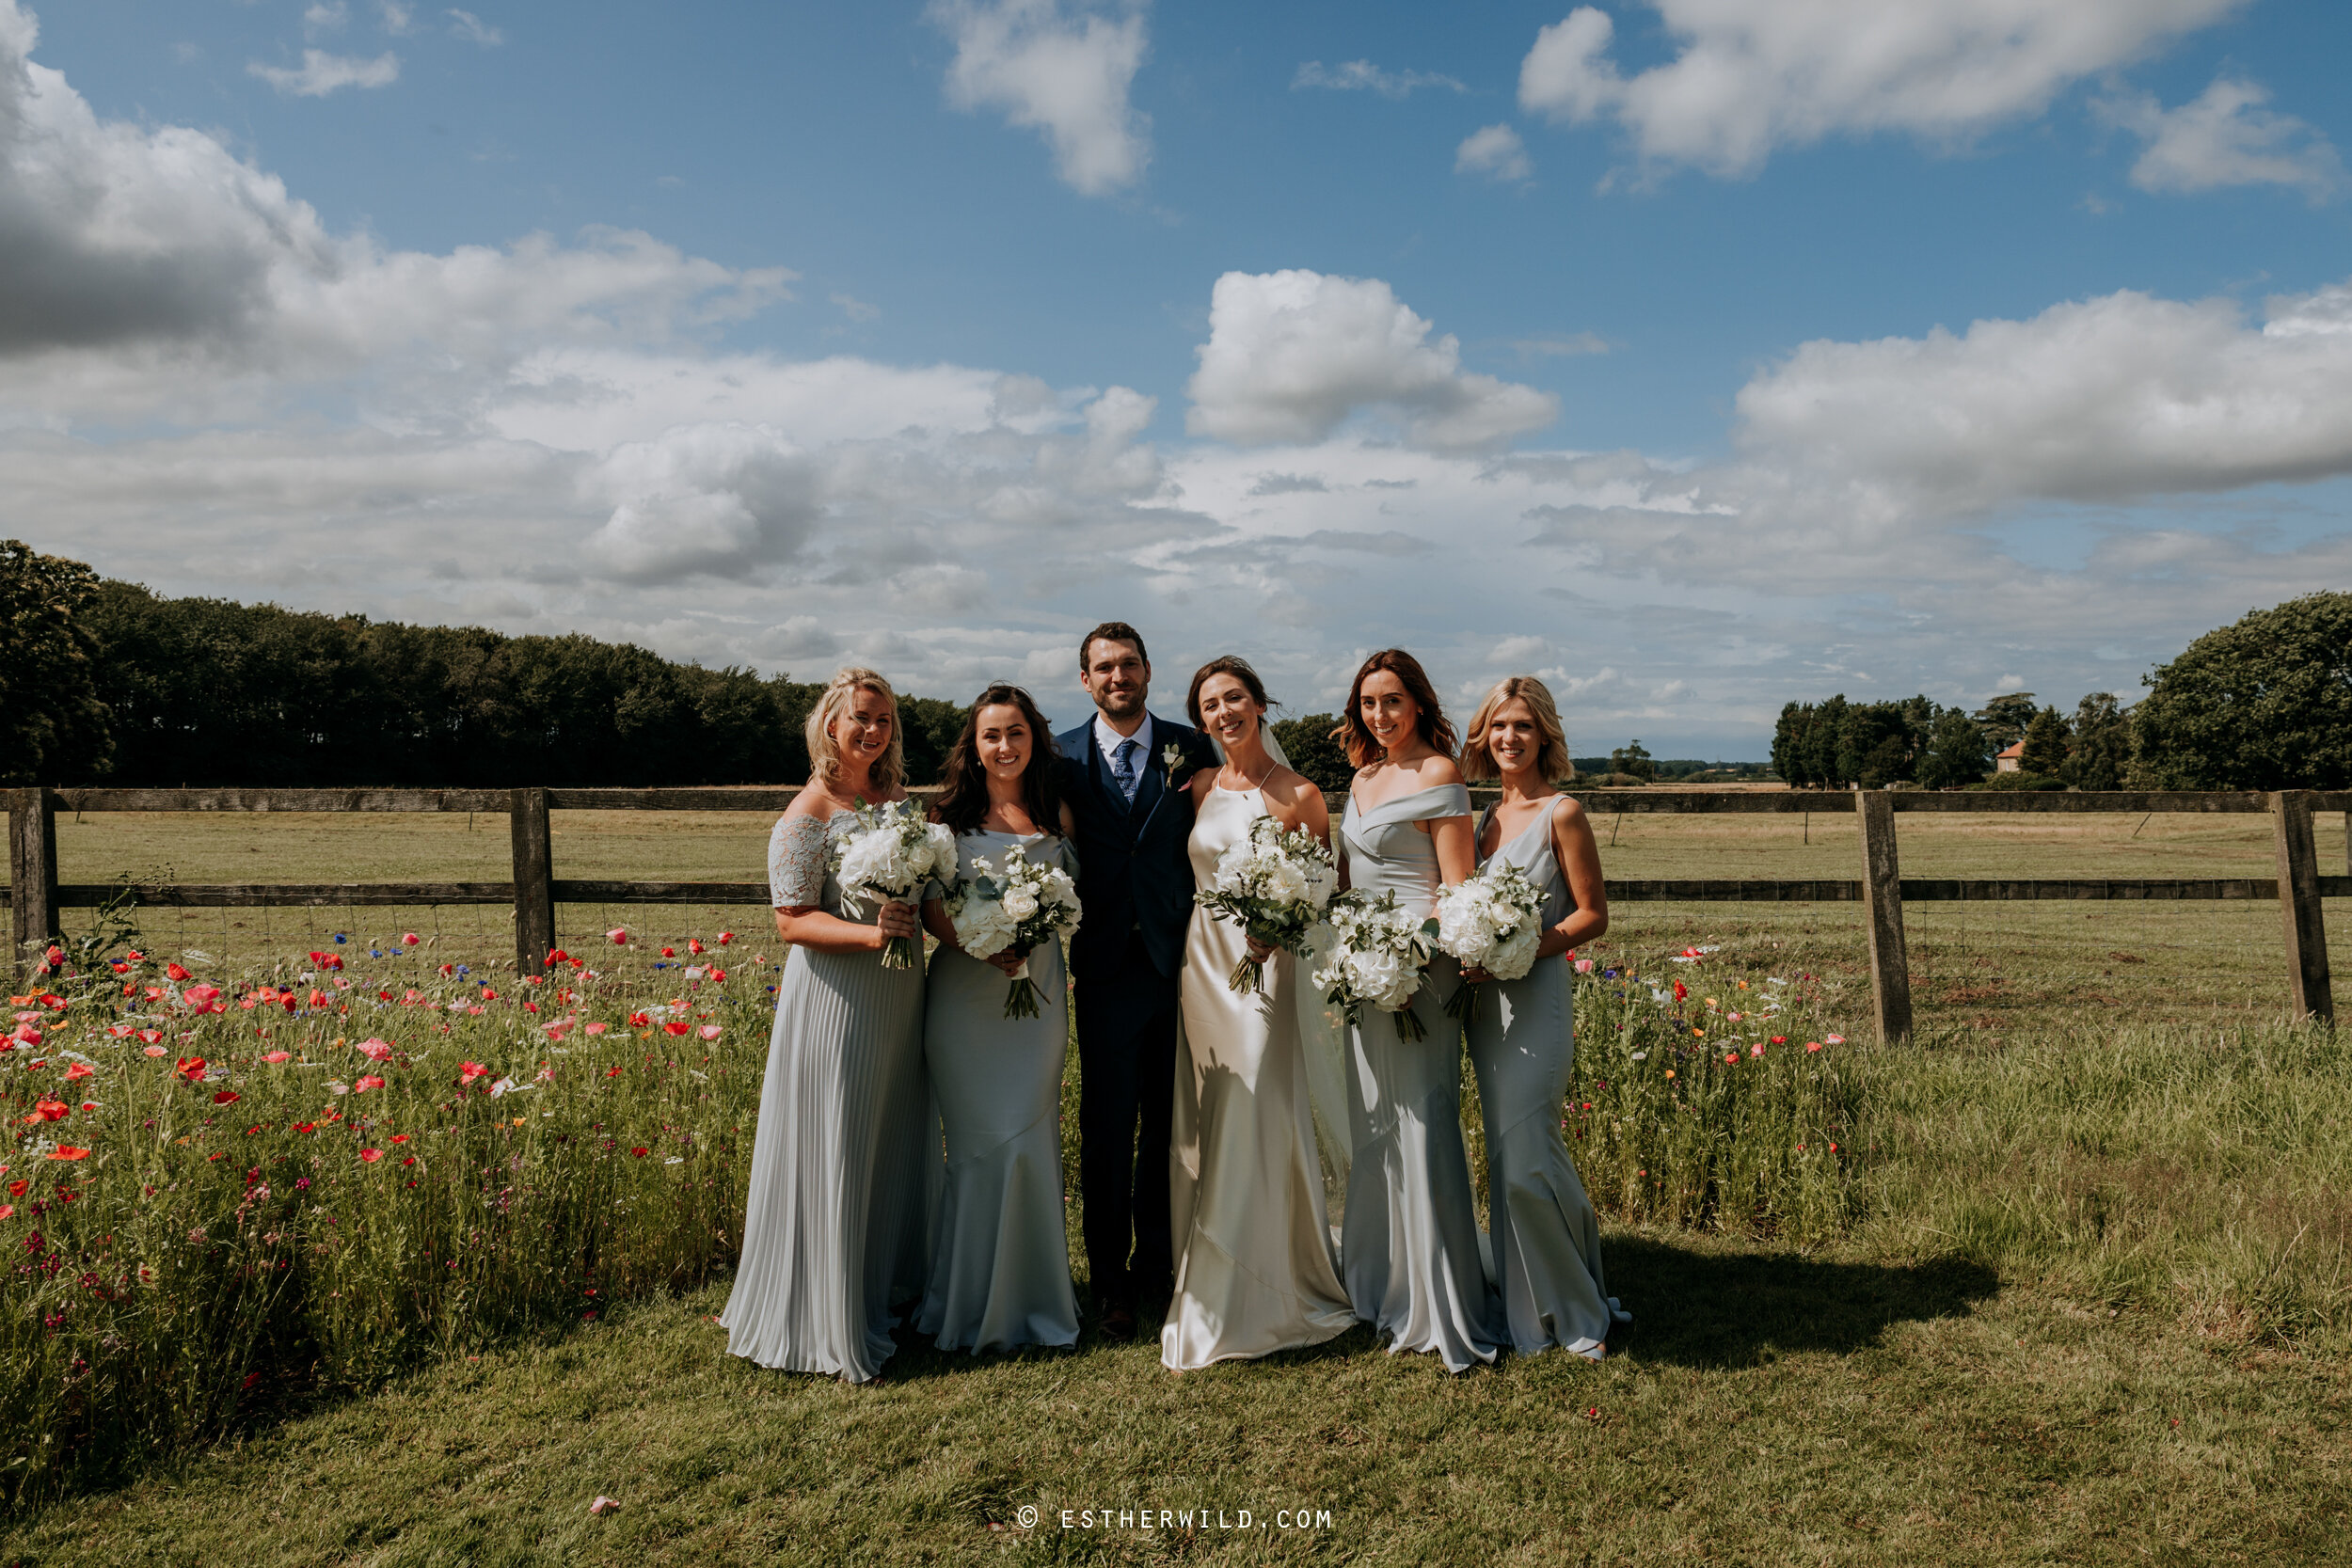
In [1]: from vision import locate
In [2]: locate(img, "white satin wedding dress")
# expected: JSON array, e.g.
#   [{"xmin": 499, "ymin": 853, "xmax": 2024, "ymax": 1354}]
[{"xmin": 1161, "ymin": 784, "xmax": 1356, "ymax": 1370}]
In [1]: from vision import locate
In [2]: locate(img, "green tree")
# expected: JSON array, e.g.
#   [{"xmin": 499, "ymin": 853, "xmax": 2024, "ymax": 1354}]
[
  {"xmin": 1918, "ymin": 708, "xmax": 1992, "ymax": 788},
  {"xmin": 2135, "ymin": 593, "xmax": 2352, "ymax": 789},
  {"xmin": 0, "ymin": 542, "xmax": 114, "ymax": 784},
  {"xmin": 1972, "ymin": 692, "xmax": 2038, "ymax": 752},
  {"xmin": 2018, "ymin": 705, "xmax": 2071, "ymax": 778},
  {"xmin": 1610, "ymin": 738, "xmax": 1657, "ymax": 783},
  {"xmin": 1269, "ymin": 712, "xmax": 1352, "ymax": 796},
  {"xmin": 2063, "ymin": 692, "xmax": 2131, "ymax": 791}
]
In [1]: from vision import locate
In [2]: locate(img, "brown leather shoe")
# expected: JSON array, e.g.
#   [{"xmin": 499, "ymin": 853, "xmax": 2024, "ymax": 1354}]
[{"xmin": 1100, "ymin": 1305, "xmax": 1137, "ymax": 1341}]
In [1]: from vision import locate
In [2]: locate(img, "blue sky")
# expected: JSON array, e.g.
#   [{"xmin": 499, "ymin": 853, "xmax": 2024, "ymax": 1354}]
[{"xmin": 8, "ymin": 0, "xmax": 2352, "ymax": 755}]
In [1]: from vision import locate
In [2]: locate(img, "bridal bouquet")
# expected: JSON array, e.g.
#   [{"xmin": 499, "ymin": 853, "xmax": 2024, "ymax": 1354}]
[
  {"xmin": 1194, "ymin": 815, "xmax": 1339, "ymax": 993},
  {"xmin": 832, "ymin": 801, "xmax": 960, "ymax": 969},
  {"xmin": 945, "ymin": 843, "xmax": 1082, "ymax": 1018},
  {"xmin": 1433, "ymin": 860, "xmax": 1549, "ymax": 1019},
  {"xmin": 1312, "ymin": 888, "xmax": 1439, "ymax": 1042}
]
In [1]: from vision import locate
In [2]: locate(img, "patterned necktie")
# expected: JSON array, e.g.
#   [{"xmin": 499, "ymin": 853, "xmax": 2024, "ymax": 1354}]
[{"xmin": 1112, "ymin": 737, "xmax": 1140, "ymax": 803}]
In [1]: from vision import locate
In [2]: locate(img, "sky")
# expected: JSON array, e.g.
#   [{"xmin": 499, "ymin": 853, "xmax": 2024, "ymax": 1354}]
[{"xmin": 6, "ymin": 0, "xmax": 2351, "ymax": 757}]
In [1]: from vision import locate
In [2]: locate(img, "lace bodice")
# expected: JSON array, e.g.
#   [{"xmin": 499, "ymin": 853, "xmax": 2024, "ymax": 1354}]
[{"xmin": 769, "ymin": 809, "xmax": 855, "ymax": 913}]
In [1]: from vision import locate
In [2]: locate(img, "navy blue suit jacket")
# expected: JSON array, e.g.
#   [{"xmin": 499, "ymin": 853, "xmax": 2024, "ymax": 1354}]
[{"xmin": 1057, "ymin": 715, "xmax": 1216, "ymax": 981}]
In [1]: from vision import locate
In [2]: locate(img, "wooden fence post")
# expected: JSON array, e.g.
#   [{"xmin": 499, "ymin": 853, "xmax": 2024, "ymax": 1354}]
[
  {"xmin": 8, "ymin": 787, "xmax": 60, "ymax": 985},
  {"xmin": 1856, "ymin": 790, "xmax": 1913, "ymax": 1043},
  {"xmin": 510, "ymin": 786, "xmax": 554, "ymax": 978},
  {"xmin": 2272, "ymin": 790, "xmax": 2334, "ymax": 1024}
]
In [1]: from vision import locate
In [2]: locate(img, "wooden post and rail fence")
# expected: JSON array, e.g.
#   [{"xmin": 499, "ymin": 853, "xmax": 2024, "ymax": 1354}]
[{"xmin": 8, "ymin": 785, "xmax": 2345, "ymax": 1038}]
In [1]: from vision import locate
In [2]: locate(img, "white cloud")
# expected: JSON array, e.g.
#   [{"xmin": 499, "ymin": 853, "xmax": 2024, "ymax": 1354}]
[
  {"xmin": 1456, "ymin": 122, "xmax": 1534, "ymax": 182},
  {"xmin": 1291, "ymin": 59, "xmax": 1466, "ymax": 99},
  {"xmin": 583, "ymin": 425, "xmax": 820, "ymax": 582},
  {"xmin": 1513, "ymin": 332, "xmax": 1609, "ymax": 357},
  {"xmin": 302, "ymin": 2, "xmax": 348, "ymax": 40},
  {"xmin": 2096, "ymin": 75, "xmax": 2343, "ymax": 198},
  {"xmin": 1518, "ymin": 0, "xmax": 2245, "ymax": 178},
  {"xmin": 831, "ymin": 292, "xmax": 881, "ymax": 323},
  {"xmin": 1184, "ymin": 269, "xmax": 1557, "ymax": 449},
  {"xmin": 930, "ymin": 0, "xmax": 1149, "ymax": 197},
  {"xmin": 446, "ymin": 8, "xmax": 501, "ymax": 46},
  {"xmin": 248, "ymin": 47, "xmax": 400, "ymax": 96},
  {"xmin": 1733, "ymin": 277, "xmax": 2352, "ymax": 508},
  {"xmin": 379, "ymin": 2, "xmax": 415, "ymax": 35}
]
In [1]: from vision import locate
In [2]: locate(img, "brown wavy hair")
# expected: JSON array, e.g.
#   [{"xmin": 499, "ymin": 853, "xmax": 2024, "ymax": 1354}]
[
  {"xmin": 1332, "ymin": 648, "xmax": 1455, "ymax": 768},
  {"xmin": 1185, "ymin": 655, "xmax": 1274, "ymax": 730},
  {"xmin": 929, "ymin": 684, "xmax": 1064, "ymax": 835},
  {"xmin": 1459, "ymin": 675, "xmax": 1576, "ymax": 784}
]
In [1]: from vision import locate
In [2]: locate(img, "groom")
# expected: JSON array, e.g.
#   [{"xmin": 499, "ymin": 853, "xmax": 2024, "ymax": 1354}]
[{"xmin": 1058, "ymin": 621, "xmax": 1215, "ymax": 1338}]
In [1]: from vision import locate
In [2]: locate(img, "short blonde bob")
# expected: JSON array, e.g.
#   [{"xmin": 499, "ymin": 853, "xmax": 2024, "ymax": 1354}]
[
  {"xmin": 1458, "ymin": 674, "xmax": 1576, "ymax": 784},
  {"xmin": 806, "ymin": 666, "xmax": 906, "ymax": 794}
]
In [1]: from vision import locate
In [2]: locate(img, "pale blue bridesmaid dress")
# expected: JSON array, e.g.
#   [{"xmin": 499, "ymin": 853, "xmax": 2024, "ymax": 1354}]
[
  {"xmin": 916, "ymin": 829, "xmax": 1082, "ymax": 1354},
  {"xmin": 1466, "ymin": 799, "xmax": 1628, "ymax": 1358},
  {"xmin": 719, "ymin": 810, "xmax": 936, "ymax": 1383},
  {"xmin": 1338, "ymin": 782, "xmax": 1500, "ymax": 1372}
]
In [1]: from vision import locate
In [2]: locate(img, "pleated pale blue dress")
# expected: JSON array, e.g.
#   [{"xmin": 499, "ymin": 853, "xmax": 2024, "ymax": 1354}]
[
  {"xmin": 916, "ymin": 829, "xmax": 1082, "ymax": 1354},
  {"xmin": 1466, "ymin": 800, "xmax": 1629, "ymax": 1358},
  {"xmin": 719, "ymin": 809, "xmax": 937, "ymax": 1383},
  {"xmin": 1339, "ymin": 782, "xmax": 1500, "ymax": 1372}
]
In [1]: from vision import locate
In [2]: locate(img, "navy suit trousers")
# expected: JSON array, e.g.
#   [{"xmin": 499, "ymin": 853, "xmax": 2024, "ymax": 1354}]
[{"xmin": 1073, "ymin": 927, "xmax": 1181, "ymax": 1309}]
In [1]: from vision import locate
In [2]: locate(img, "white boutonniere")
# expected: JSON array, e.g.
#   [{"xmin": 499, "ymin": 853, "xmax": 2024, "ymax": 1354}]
[{"xmin": 1162, "ymin": 741, "xmax": 1189, "ymax": 788}]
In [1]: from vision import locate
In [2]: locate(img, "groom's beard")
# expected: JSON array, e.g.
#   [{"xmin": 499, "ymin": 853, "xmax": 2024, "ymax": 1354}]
[{"xmin": 1093, "ymin": 687, "xmax": 1146, "ymax": 721}]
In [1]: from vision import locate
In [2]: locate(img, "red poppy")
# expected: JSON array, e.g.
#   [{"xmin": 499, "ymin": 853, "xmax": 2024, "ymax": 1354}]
[
  {"xmin": 6, "ymin": 1180, "xmax": 24, "ymax": 1196},
  {"xmin": 628, "ymin": 1012, "xmax": 651, "ymax": 1027},
  {"xmin": 548, "ymin": 948, "xmax": 570, "ymax": 966},
  {"xmin": 604, "ymin": 1066, "xmax": 624, "ymax": 1078},
  {"xmin": 136, "ymin": 1030, "xmax": 162, "ymax": 1046},
  {"xmin": 293, "ymin": 1122, "xmax": 315, "ymax": 1133},
  {"xmin": 660, "ymin": 947, "xmax": 675, "ymax": 958},
  {"xmin": 358, "ymin": 1148, "xmax": 383, "ymax": 1163},
  {"xmin": 688, "ymin": 938, "xmax": 704, "ymax": 956},
  {"xmin": 0, "ymin": 1206, "xmax": 11, "ymax": 1220},
  {"xmin": 63, "ymin": 1063, "xmax": 93, "ymax": 1082},
  {"xmin": 662, "ymin": 1022, "xmax": 691, "ymax": 1037},
  {"xmin": 25, "ymin": 1099, "xmax": 68, "ymax": 1124},
  {"xmin": 167, "ymin": 962, "xmax": 190, "ymax": 981},
  {"xmin": 1672, "ymin": 979, "xmax": 1688, "ymax": 1002},
  {"xmin": 717, "ymin": 932, "xmax": 733, "ymax": 946},
  {"xmin": 631, "ymin": 1148, "xmax": 648, "ymax": 1158},
  {"xmin": 356, "ymin": 1075, "xmax": 386, "ymax": 1093},
  {"xmin": 214, "ymin": 1089, "xmax": 241, "ymax": 1104},
  {"xmin": 390, "ymin": 1133, "xmax": 409, "ymax": 1143},
  {"xmin": 50, "ymin": 1147, "xmax": 88, "ymax": 1161},
  {"xmin": 458, "ymin": 1061, "xmax": 490, "ymax": 1085}
]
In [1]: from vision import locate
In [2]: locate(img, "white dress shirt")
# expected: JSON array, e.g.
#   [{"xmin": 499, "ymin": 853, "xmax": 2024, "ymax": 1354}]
[{"xmin": 1092, "ymin": 710, "xmax": 1155, "ymax": 788}]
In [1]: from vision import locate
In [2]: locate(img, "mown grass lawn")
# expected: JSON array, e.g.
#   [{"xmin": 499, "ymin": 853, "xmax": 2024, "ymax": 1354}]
[{"xmin": 6, "ymin": 1226, "xmax": 2344, "ymax": 1566}]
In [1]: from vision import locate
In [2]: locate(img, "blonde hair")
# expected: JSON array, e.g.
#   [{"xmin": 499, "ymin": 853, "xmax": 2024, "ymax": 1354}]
[
  {"xmin": 1459, "ymin": 675, "xmax": 1575, "ymax": 784},
  {"xmin": 806, "ymin": 666, "xmax": 905, "ymax": 793}
]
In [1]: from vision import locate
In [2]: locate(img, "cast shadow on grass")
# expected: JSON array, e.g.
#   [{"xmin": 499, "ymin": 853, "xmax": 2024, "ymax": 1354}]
[{"xmin": 1608, "ymin": 1236, "xmax": 1999, "ymax": 1369}]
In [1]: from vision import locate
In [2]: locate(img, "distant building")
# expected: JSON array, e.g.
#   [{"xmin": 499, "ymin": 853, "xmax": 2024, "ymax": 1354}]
[{"xmin": 1994, "ymin": 739, "xmax": 2026, "ymax": 774}]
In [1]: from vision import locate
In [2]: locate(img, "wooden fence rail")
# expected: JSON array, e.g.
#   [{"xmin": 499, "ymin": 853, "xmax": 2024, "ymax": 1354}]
[{"xmin": 8, "ymin": 785, "xmax": 2344, "ymax": 1037}]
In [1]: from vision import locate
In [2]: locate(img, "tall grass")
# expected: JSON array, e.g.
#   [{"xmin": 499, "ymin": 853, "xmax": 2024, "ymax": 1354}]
[{"xmin": 1, "ymin": 935, "xmax": 766, "ymax": 1506}]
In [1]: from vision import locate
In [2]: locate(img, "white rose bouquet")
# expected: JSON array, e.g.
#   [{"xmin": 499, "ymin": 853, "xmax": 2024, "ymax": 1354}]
[
  {"xmin": 1312, "ymin": 888, "xmax": 1439, "ymax": 1042},
  {"xmin": 1433, "ymin": 860, "xmax": 1549, "ymax": 1019},
  {"xmin": 1194, "ymin": 815, "xmax": 1340, "ymax": 993},
  {"xmin": 945, "ymin": 843, "xmax": 1083, "ymax": 1018},
  {"xmin": 832, "ymin": 800, "xmax": 960, "ymax": 969}
]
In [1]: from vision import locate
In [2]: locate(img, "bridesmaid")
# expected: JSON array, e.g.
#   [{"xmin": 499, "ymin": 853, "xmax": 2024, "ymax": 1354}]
[
  {"xmin": 916, "ymin": 685, "xmax": 1083, "ymax": 1354},
  {"xmin": 1459, "ymin": 675, "xmax": 1627, "ymax": 1359},
  {"xmin": 720, "ymin": 667, "xmax": 936, "ymax": 1383},
  {"xmin": 1334, "ymin": 649, "xmax": 1500, "ymax": 1372},
  {"xmin": 1162, "ymin": 657, "xmax": 1355, "ymax": 1371}
]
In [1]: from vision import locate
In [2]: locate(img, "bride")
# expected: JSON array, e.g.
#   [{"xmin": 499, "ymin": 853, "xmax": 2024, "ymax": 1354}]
[{"xmin": 1160, "ymin": 656, "xmax": 1355, "ymax": 1370}]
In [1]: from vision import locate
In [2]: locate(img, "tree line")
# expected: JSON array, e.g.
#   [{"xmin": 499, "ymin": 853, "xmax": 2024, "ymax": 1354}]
[
  {"xmin": 1768, "ymin": 591, "xmax": 2350, "ymax": 790},
  {"xmin": 0, "ymin": 548, "xmax": 968, "ymax": 787},
  {"xmin": 4, "ymin": 541, "xmax": 2345, "ymax": 790}
]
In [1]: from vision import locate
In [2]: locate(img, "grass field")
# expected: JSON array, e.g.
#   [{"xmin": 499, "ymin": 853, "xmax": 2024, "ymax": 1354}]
[{"xmin": 5, "ymin": 803, "xmax": 2349, "ymax": 1564}]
